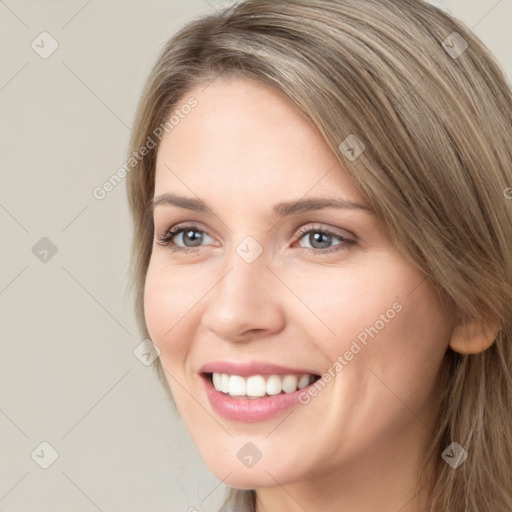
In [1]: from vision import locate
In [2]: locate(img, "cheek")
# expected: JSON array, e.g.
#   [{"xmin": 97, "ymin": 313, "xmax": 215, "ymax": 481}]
[
  {"xmin": 279, "ymin": 258, "xmax": 404, "ymax": 346},
  {"xmin": 374, "ymin": 280, "xmax": 452, "ymax": 382},
  {"xmin": 143, "ymin": 259, "xmax": 208, "ymax": 367},
  {"xmin": 289, "ymin": 256, "xmax": 450, "ymax": 397},
  {"xmin": 297, "ymin": 261, "xmax": 451, "ymax": 450},
  {"xmin": 326, "ymin": 263, "xmax": 450, "ymax": 427}
]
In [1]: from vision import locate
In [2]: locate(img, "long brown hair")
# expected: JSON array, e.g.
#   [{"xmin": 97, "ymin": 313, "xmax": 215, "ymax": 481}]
[{"xmin": 125, "ymin": 1, "xmax": 512, "ymax": 510}]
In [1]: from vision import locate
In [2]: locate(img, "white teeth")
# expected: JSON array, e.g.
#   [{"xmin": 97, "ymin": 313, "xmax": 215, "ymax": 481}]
[
  {"xmin": 282, "ymin": 375, "xmax": 298, "ymax": 393},
  {"xmin": 298, "ymin": 374, "xmax": 310, "ymax": 389},
  {"xmin": 221, "ymin": 373, "xmax": 230, "ymax": 394},
  {"xmin": 228, "ymin": 375, "xmax": 246, "ymax": 396},
  {"xmin": 246, "ymin": 375, "xmax": 267, "ymax": 397},
  {"xmin": 210, "ymin": 372, "xmax": 316, "ymax": 397},
  {"xmin": 212, "ymin": 372, "xmax": 222, "ymax": 391},
  {"xmin": 266, "ymin": 375, "xmax": 282, "ymax": 395}
]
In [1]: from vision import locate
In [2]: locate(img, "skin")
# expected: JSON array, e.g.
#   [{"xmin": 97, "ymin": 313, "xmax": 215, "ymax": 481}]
[{"xmin": 144, "ymin": 76, "xmax": 494, "ymax": 512}]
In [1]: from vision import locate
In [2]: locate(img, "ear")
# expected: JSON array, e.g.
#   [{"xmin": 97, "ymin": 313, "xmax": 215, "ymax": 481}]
[{"xmin": 449, "ymin": 314, "xmax": 500, "ymax": 354}]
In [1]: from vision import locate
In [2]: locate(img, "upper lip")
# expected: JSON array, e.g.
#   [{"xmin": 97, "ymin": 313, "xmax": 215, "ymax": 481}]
[{"xmin": 199, "ymin": 360, "xmax": 320, "ymax": 377}]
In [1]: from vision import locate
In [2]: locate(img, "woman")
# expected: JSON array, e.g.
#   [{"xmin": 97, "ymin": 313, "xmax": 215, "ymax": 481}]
[{"xmin": 125, "ymin": 1, "xmax": 512, "ymax": 510}]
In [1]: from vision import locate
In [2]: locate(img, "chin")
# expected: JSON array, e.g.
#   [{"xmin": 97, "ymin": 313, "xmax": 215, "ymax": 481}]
[
  {"xmin": 198, "ymin": 446, "xmax": 302, "ymax": 489},
  {"xmin": 212, "ymin": 469, "xmax": 283, "ymax": 489}
]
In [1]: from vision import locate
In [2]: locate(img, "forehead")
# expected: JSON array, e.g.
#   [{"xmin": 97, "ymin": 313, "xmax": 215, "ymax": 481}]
[{"xmin": 154, "ymin": 76, "xmax": 365, "ymax": 207}]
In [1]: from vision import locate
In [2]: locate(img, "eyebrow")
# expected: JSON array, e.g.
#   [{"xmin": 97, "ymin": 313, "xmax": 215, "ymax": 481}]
[{"xmin": 150, "ymin": 193, "xmax": 373, "ymax": 217}]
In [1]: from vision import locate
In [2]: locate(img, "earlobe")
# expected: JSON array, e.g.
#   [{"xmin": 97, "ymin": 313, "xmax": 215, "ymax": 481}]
[{"xmin": 449, "ymin": 315, "xmax": 500, "ymax": 354}]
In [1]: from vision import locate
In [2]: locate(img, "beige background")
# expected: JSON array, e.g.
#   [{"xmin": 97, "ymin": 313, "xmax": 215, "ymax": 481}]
[{"xmin": 1, "ymin": 1, "xmax": 510, "ymax": 511}]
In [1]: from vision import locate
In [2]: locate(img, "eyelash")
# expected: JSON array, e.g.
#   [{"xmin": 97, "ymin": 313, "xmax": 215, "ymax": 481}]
[{"xmin": 155, "ymin": 222, "xmax": 355, "ymax": 255}]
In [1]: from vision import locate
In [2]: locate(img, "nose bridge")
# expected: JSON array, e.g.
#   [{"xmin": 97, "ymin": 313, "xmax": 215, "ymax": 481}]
[
  {"xmin": 214, "ymin": 239, "xmax": 272, "ymax": 311},
  {"xmin": 202, "ymin": 237, "xmax": 284, "ymax": 340}
]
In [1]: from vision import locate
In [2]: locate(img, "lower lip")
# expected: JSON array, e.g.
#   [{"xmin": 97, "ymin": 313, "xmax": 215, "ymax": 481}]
[{"xmin": 201, "ymin": 374, "xmax": 313, "ymax": 422}]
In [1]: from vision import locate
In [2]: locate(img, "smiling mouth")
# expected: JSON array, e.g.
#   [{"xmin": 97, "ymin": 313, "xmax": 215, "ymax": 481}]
[{"xmin": 203, "ymin": 372, "xmax": 321, "ymax": 399}]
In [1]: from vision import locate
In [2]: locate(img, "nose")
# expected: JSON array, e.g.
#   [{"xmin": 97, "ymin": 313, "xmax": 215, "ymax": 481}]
[{"xmin": 201, "ymin": 247, "xmax": 286, "ymax": 343}]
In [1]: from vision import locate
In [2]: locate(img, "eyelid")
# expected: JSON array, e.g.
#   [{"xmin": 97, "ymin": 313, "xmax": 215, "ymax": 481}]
[
  {"xmin": 293, "ymin": 222, "xmax": 355, "ymax": 241},
  {"xmin": 156, "ymin": 220, "xmax": 216, "ymax": 240}
]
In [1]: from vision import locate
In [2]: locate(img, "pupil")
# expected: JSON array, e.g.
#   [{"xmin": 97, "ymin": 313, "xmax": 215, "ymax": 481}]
[
  {"xmin": 184, "ymin": 230, "xmax": 202, "ymax": 246},
  {"xmin": 310, "ymin": 232, "xmax": 330, "ymax": 249}
]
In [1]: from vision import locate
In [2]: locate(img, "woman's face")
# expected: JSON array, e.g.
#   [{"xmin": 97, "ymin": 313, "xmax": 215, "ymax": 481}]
[{"xmin": 145, "ymin": 76, "xmax": 453, "ymax": 491}]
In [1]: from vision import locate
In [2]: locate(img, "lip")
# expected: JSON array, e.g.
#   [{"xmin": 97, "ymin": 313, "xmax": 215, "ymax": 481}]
[
  {"xmin": 199, "ymin": 360, "xmax": 320, "ymax": 377},
  {"xmin": 200, "ymin": 373, "xmax": 319, "ymax": 422}
]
